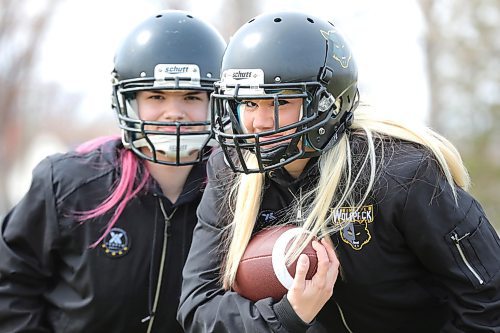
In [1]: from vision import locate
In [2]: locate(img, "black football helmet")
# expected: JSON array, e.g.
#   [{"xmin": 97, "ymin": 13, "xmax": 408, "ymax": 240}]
[
  {"xmin": 112, "ymin": 10, "xmax": 226, "ymax": 165},
  {"xmin": 211, "ymin": 11, "xmax": 359, "ymax": 173}
]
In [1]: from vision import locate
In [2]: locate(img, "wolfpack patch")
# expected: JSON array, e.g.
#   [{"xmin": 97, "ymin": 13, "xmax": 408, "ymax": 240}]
[
  {"xmin": 333, "ymin": 205, "xmax": 374, "ymax": 250},
  {"xmin": 101, "ymin": 227, "xmax": 130, "ymax": 258}
]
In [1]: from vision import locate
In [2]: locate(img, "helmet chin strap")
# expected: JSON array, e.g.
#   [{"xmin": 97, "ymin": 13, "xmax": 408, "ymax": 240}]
[{"xmin": 132, "ymin": 134, "xmax": 216, "ymax": 158}]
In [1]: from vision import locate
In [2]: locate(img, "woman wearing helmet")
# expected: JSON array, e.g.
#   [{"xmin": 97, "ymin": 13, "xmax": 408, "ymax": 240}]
[
  {"xmin": 0, "ymin": 10, "xmax": 226, "ymax": 333},
  {"xmin": 178, "ymin": 11, "xmax": 500, "ymax": 332}
]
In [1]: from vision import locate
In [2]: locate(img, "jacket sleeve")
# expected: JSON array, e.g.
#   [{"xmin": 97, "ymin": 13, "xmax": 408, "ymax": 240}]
[
  {"xmin": 0, "ymin": 158, "xmax": 59, "ymax": 332},
  {"xmin": 400, "ymin": 158, "xmax": 500, "ymax": 332},
  {"xmin": 177, "ymin": 152, "xmax": 312, "ymax": 333}
]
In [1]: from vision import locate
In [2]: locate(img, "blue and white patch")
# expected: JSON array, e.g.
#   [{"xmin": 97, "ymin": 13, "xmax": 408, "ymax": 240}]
[
  {"xmin": 259, "ymin": 210, "xmax": 279, "ymax": 224},
  {"xmin": 255, "ymin": 209, "xmax": 283, "ymax": 230},
  {"xmin": 101, "ymin": 227, "xmax": 130, "ymax": 258}
]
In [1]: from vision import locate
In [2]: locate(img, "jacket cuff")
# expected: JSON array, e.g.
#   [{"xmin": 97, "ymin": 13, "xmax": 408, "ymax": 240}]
[{"xmin": 273, "ymin": 295, "xmax": 312, "ymax": 333}]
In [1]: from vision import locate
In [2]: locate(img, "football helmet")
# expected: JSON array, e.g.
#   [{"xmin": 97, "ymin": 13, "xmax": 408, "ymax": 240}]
[
  {"xmin": 211, "ymin": 11, "xmax": 359, "ymax": 173},
  {"xmin": 112, "ymin": 10, "xmax": 226, "ymax": 165}
]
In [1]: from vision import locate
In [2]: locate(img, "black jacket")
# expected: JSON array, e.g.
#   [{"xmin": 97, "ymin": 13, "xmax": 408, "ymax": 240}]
[
  {"xmin": 0, "ymin": 139, "xmax": 205, "ymax": 333},
  {"xmin": 178, "ymin": 140, "xmax": 500, "ymax": 333}
]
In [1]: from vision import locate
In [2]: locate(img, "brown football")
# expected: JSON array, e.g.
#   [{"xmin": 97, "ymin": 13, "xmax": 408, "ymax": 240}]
[{"xmin": 233, "ymin": 225, "xmax": 318, "ymax": 302}]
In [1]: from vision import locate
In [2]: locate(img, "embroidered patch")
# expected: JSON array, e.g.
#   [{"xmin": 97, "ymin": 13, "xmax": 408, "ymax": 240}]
[
  {"xmin": 332, "ymin": 205, "xmax": 374, "ymax": 250},
  {"xmin": 101, "ymin": 227, "xmax": 130, "ymax": 258},
  {"xmin": 256, "ymin": 208, "xmax": 290, "ymax": 229},
  {"xmin": 259, "ymin": 210, "xmax": 279, "ymax": 224}
]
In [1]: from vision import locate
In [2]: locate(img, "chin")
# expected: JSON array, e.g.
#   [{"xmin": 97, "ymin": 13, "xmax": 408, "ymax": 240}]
[{"xmin": 160, "ymin": 150, "xmax": 201, "ymax": 163}]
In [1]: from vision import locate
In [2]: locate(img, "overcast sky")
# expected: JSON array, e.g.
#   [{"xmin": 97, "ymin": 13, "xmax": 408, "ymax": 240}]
[{"xmin": 38, "ymin": 0, "xmax": 428, "ymax": 124}]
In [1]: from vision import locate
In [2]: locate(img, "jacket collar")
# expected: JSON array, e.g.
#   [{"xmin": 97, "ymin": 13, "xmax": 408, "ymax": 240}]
[
  {"xmin": 146, "ymin": 162, "xmax": 207, "ymax": 207},
  {"xmin": 267, "ymin": 157, "xmax": 320, "ymax": 189}
]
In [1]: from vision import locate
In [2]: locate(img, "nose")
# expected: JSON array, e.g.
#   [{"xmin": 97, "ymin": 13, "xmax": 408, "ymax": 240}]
[
  {"xmin": 161, "ymin": 100, "xmax": 185, "ymax": 121},
  {"xmin": 252, "ymin": 105, "xmax": 276, "ymax": 132}
]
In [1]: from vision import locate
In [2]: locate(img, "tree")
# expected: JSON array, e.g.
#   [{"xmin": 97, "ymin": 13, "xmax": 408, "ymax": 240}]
[
  {"xmin": 0, "ymin": 0, "xmax": 64, "ymax": 215},
  {"xmin": 418, "ymin": 0, "xmax": 500, "ymax": 229},
  {"xmin": 155, "ymin": 0, "xmax": 262, "ymax": 39}
]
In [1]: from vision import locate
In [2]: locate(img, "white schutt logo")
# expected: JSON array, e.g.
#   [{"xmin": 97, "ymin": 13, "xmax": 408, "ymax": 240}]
[
  {"xmin": 163, "ymin": 65, "xmax": 189, "ymax": 74},
  {"xmin": 232, "ymin": 70, "xmax": 253, "ymax": 79},
  {"xmin": 221, "ymin": 69, "xmax": 265, "ymax": 95}
]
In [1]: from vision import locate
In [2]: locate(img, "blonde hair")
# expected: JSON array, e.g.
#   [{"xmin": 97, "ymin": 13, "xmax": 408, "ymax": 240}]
[{"xmin": 221, "ymin": 106, "xmax": 470, "ymax": 289}]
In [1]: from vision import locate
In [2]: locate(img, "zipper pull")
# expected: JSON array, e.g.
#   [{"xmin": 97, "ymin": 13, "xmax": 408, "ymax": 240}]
[
  {"xmin": 141, "ymin": 311, "xmax": 156, "ymax": 323},
  {"xmin": 166, "ymin": 219, "xmax": 172, "ymax": 237},
  {"xmin": 158, "ymin": 198, "xmax": 177, "ymax": 237},
  {"xmin": 450, "ymin": 231, "xmax": 484, "ymax": 285},
  {"xmin": 451, "ymin": 231, "xmax": 470, "ymax": 243}
]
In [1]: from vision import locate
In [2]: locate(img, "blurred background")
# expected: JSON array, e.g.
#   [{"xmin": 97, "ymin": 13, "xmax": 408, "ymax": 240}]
[{"xmin": 1, "ymin": 0, "xmax": 499, "ymax": 230}]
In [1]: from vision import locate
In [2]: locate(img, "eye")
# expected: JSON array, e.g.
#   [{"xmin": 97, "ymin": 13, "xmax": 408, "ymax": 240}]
[
  {"xmin": 148, "ymin": 94, "xmax": 165, "ymax": 100},
  {"xmin": 241, "ymin": 100, "xmax": 258, "ymax": 109},
  {"xmin": 185, "ymin": 94, "xmax": 204, "ymax": 101},
  {"xmin": 275, "ymin": 99, "xmax": 290, "ymax": 107}
]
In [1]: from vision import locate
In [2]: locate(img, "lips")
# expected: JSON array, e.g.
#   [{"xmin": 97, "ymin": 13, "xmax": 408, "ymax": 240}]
[
  {"xmin": 256, "ymin": 135, "xmax": 293, "ymax": 150},
  {"xmin": 148, "ymin": 126, "xmax": 190, "ymax": 134},
  {"xmin": 259, "ymin": 135, "xmax": 282, "ymax": 141},
  {"xmin": 159, "ymin": 125, "xmax": 181, "ymax": 132}
]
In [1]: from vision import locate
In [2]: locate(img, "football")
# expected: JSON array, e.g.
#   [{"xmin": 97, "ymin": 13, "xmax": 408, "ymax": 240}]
[{"xmin": 233, "ymin": 224, "xmax": 318, "ymax": 302}]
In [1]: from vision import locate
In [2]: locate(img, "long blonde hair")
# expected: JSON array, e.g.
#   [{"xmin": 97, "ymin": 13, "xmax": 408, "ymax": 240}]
[{"xmin": 221, "ymin": 106, "xmax": 470, "ymax": 289}]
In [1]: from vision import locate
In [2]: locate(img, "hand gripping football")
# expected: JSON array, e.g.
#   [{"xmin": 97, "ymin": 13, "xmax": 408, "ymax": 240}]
[{"xmin": 233, "ymin": 225, "xmax": 318, "ymax": 302}]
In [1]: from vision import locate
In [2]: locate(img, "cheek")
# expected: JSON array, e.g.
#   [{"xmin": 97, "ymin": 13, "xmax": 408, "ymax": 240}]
[
  {"xmin": 190, "ymin": 106, "xmax": 209, "ymax": 121},
  {"xmin": 137, "ymin": 104, "xmax": 161, "ymax": 121},
  {"xmin": 241, "ymin": 111, "xmax": 254, "ymax": 132},
  {"xmin": 280, "ymin": 110, "xmax": 300, "ymax": 127}
]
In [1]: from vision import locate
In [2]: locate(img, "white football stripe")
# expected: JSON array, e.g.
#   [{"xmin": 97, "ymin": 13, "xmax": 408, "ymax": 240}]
[{"xmin": 271, "ymin": 228, "xmax": 304, "ymax": 290}]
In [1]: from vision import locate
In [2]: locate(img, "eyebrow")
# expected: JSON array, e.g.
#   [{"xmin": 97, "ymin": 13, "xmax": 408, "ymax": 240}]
[
  {"xmin": 183, "ymin": 91, "xmax": 205, "ymax": 96},
  {"xmin": 144, "ymin": 90, "xmax": 205, "ymax": 96}
]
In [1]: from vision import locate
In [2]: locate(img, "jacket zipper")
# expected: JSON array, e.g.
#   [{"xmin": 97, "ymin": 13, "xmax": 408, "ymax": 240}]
[
  {"xmin": 450, "ymin": 232, "xmax": 484, "ymax": 285},
  {"xmin": 291, "ymin": 188, "xmax": 355, "ymax": 332},
  {"xmin": 143, "ymin": 198, "xmax": 177, "ymax": 333},
  {"xmin": 335, "ymin": 301, "xmax": 354, "ymax": 333},
  {"xmin": 289, "ymin": 187, "xmax": 353, "ymax": 332}
]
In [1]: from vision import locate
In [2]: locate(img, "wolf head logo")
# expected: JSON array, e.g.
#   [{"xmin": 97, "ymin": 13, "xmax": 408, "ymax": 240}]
[
  {"xmin": 341, "ymin": 222, "xmax": 371, "ymax": 250},
  {"xmin": 320, "ymin": 29, "xmax": 352, "ymax": 69}
]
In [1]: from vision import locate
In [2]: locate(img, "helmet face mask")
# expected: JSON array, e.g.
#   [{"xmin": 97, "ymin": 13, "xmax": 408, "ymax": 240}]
[
  {"xmin": 211, "ymin": 12, "xmax": 359, "ymax": 173},
  {"xmin": 116, "ymin": 89, "xmax": 213, "ymax": 165},
  {"xmin": 112, "ymin": 11, "xmax": 226, "ymax": 166},
  {"xmin": 212, "ymin": 80, "xmax": 336, "ymax": 173}
]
